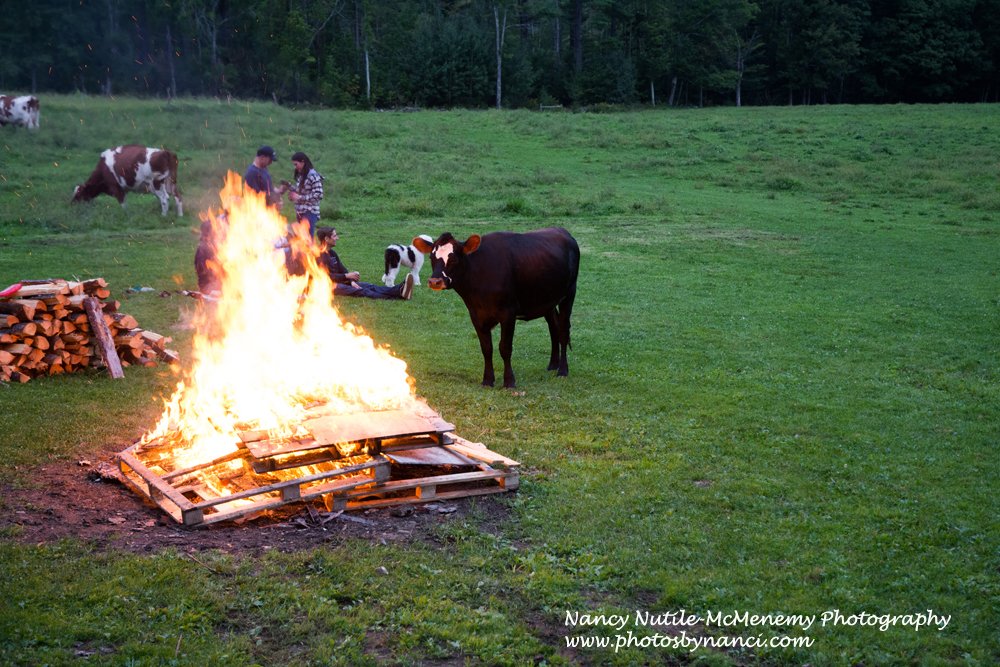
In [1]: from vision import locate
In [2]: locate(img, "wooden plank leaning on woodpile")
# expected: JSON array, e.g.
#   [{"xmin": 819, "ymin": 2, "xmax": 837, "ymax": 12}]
[{"xmin": 0, "ymin": 278, "xmax": 180, "ymax": 383}]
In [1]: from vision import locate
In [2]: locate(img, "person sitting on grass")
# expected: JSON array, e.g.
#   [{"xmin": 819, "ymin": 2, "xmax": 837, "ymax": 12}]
[{"xmin": 316, "ymin": 226, "xmax": 413, "ymax": 300}]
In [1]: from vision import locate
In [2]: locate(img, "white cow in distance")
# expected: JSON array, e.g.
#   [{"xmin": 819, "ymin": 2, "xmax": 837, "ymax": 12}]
[{"xmin": 0, "ymin": 95, "xmax": 40, "ymax": 129}]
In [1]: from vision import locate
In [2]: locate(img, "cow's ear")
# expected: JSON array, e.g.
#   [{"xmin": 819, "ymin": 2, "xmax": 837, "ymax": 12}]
[
  {"xmin": 463, "ymin": 235, "xmax": 481, "ymax": 254},
  {"xmin": 412, "ymin": 236, "xmax": 433, "ymax": 253}
]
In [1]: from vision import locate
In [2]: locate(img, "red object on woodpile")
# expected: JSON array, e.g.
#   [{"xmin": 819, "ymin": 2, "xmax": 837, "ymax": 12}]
[{"xmin": 0, "ymin": 278, "xmax": 178, "ymax": 383}]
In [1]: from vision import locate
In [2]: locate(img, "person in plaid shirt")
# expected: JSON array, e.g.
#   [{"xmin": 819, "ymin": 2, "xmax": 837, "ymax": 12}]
[{"xmin": 287, "ymin": 151, "xmax": 324, "ymax": 238}]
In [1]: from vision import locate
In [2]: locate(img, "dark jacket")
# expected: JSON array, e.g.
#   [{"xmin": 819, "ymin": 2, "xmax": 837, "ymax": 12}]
[
  {"xmin": 244, "ymin": 163, "xmax": 279, "ymax": 205},
  {"xmin": 319, "ymin": 248, "xmax": 352, "ymax": 284}
]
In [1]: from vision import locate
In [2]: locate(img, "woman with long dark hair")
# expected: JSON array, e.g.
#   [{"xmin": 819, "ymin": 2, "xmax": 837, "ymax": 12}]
[{"xmin": 288, "ymin": 151, "xmax": 324, "ymax": 237}]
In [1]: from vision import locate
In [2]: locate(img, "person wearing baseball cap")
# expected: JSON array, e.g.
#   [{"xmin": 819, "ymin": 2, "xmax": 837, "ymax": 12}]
[{"xmin": 244, "ymin": 145, "xmax": 282, "ymax": 208}]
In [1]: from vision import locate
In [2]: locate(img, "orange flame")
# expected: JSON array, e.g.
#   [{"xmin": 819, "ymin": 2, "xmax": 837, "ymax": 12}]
[{"xmin": 142, "ymin": 172, "xmax": 420, "ymax": 467}]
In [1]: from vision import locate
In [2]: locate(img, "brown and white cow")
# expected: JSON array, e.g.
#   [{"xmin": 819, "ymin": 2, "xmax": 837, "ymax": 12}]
[
  {"xmin": 413, "ymin": 227, "xmax": 580, "ymax": 388},
  {"xmin": 0, "ymin": 95, "xmax": 40, "ymax": 129},
  {"xmin": 72, "ymin": 145, "xmax": 183, "ymax": 216}
]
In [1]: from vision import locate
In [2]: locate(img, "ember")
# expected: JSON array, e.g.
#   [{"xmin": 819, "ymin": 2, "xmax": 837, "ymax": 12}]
[{"xmin": 117, "ymin": 172, "xmax": 517, "ymax": 526}]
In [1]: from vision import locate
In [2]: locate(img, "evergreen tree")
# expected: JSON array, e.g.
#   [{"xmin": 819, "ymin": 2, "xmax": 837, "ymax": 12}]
[{"xmin": 863, "ymin": 0, "xmax": 987, "ymax": 101}]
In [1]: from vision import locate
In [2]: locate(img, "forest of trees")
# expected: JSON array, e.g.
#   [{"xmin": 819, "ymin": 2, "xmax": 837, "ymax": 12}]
[{"xmin": 2, "ymin": 0, "xmax": 998, "ymax": 108}]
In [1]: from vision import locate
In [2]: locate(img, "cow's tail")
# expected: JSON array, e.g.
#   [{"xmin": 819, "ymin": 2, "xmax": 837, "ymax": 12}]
[
  {"xmin": 27, "ymin": 97, "xmax": 40, "ymax": 129},
  {"xmin": 167, "ymin": 151, "xmax": 184, "ymax": 215},
  {"xmin": 167, "ymin": 152, "xmax": 181, "ymax": 197},
  {"xmin": 565, "ymin": 238, "xmax": 581, "ymax": 350}
]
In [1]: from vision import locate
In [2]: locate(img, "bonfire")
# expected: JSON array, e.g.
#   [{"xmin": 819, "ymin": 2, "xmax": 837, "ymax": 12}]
[{"xmin": 117, "ymin": 172, "xmax": 517, "ymax": 526}]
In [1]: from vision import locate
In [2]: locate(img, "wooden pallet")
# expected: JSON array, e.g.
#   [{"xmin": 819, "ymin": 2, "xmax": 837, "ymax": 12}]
[
  {"xmin": 118, "ymin": 445, "xmax": 390, "ymax": 526},
  {"xmin": 116, "ymin": 418, "xmax": 518, "ymax": 527},
  {"xmin": 330, "ymin": 436, "xmax": 520, "ymax": 511},
  {"xmin": 237, "ymin": 407, "xmax": 455, "ymax": 472}
]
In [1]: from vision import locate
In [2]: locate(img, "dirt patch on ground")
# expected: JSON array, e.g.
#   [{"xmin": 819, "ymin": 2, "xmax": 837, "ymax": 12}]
[{"xmin": 1, "ymin": 454, "xmax": 513, "ymax": 555}]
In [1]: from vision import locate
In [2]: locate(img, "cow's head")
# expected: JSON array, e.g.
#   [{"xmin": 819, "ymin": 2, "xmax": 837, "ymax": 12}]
[
  {"xmin": 413, "ymin": 233, "xmax": 481, "ymax": 291},
  {"xmin": 71, "ymin": 184, "xmax": 87, "ymax": 203}
]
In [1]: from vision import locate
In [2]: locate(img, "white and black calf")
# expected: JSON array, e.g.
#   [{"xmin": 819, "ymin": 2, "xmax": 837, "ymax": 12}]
[
  {"xmin": 413, "ymin": 227, "xmax": 580, "ymax": 388},
  {"xmin": 382, "ymin": 235, "xmax": 432, "ymax": 286},
  {"xmin": 0, "ymin": 95, "xmax": 39, "ymax": 129},
  {"xmin": 72, "ymin": 145, "xmax": 183, "ymax": 216}
]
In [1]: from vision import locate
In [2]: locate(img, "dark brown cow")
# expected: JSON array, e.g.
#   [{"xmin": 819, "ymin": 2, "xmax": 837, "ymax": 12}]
[
  {"xmin": 0, "ymin": 95, "xmax": 39, "ymax": 129},
  {"xmin": 413, "ymin": 227, "xmax": 580, "ymax": 388},
  {"xmin": 72, "ymin": 145, "xmax": 183, "ymax": 216}
]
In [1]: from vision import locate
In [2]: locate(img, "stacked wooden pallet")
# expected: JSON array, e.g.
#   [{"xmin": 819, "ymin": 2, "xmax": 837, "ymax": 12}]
[
  {"xmin": 117, "ymin": 405, "xmax": 519, "ymax": 526},
  {"xmin": 0, "ymin": 278, "xmax": 178, "ymax": 383}
]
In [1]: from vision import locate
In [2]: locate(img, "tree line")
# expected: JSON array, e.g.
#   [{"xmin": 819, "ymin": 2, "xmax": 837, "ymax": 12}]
[{"xmin": 1, "ymin": 0, "xmax": 997, "ymax": 108}]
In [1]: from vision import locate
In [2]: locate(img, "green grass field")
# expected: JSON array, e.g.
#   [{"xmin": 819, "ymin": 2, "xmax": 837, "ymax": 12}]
[{"xmin": 1, "ymin": 96, "xmax": 998, "ymax": 665}]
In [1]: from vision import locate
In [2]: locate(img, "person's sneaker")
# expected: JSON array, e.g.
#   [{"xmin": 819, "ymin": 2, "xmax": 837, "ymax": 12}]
[{"xmin": 401, "ymin": 273, "xmax": 414, "ymax": 300}]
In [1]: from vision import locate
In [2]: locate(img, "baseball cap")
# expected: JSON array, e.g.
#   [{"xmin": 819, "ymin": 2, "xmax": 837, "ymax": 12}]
[{"xmin": 257, "ymin": 145, "xmax": 278, "ymax": 160}]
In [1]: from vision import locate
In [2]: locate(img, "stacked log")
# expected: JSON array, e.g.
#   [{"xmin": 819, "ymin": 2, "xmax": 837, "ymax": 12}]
[{"xmin": 0, "ymin": 278, "xmax": 179, "ymax": 383}]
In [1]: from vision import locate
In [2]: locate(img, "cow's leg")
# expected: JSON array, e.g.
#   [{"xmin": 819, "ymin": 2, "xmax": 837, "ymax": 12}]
[
  {"xmin": 155, "ymin": 188, "xmax": 169, "ymax": 216},
  {"xmin": 498, "ymin": 316, "xmax": 517, "ymax": 388},
  {"xmin": 544, "ymin": 310, "xmax": 560, "ymax": 371},
  {"xmin": 174, "ymin": 193, "xmax": 184, "ymax": 217},
  {"xmin": 107, "ymin": 182, "xmax": 126, "ymax": 208},
  {"xmin": 475, "ymin": 323, "xmax": 496, "ymax": 387},
  {"xmin": 555, "ymin": 292, "xmax": 576, "ymax": 377}
]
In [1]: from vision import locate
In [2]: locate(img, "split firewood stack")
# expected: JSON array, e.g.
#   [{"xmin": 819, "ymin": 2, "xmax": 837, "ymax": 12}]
[{"xmin": 0, "ymin": 278, "xmax": 179, "ymax": 383}]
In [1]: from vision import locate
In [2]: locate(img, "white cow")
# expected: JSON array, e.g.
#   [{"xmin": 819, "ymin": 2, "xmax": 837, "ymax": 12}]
[{"xmin": 0, "ymin": 95, "xmax": 40, "ymax": 129}]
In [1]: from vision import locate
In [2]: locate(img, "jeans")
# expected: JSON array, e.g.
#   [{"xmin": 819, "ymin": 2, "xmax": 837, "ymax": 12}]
[
  {"xmin": 298, "ymin": 211, "xmax": 319, "ymax": 238},
  {"xmin": 333, "ymin": 281, "xmax": 404, "ymax": 300}
]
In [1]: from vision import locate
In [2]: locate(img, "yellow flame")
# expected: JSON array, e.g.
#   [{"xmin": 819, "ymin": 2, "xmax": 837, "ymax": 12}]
[{"xmin": 143, "ymin": 172, "xmax": 420, "ymax": 467}]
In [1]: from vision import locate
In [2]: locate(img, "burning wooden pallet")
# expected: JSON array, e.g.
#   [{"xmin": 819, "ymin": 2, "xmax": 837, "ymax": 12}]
[{"xmin": 117, "ymin": 405, "xmax": 518, "ymax": 526}]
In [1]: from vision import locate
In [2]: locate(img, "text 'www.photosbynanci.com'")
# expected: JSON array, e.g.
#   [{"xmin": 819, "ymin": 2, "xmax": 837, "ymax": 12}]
[{"xmin": 562, "ymin": 609, "xmax": 951, "ymax": 654}]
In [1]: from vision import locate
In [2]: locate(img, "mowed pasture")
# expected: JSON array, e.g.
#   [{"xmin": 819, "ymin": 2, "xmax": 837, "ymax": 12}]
[{"xmin": 0, "ymin": 96, "xmax": 998, "ymax": 665}]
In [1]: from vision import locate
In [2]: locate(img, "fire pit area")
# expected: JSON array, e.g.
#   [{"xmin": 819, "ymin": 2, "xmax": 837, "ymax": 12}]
[
  {"xmin": 118, "ymin": 404, "xmax": 518, "ymax": 527},
  {"xmin": 111, "ymin": 172, "xmax": 519, "ymax": 528}
]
